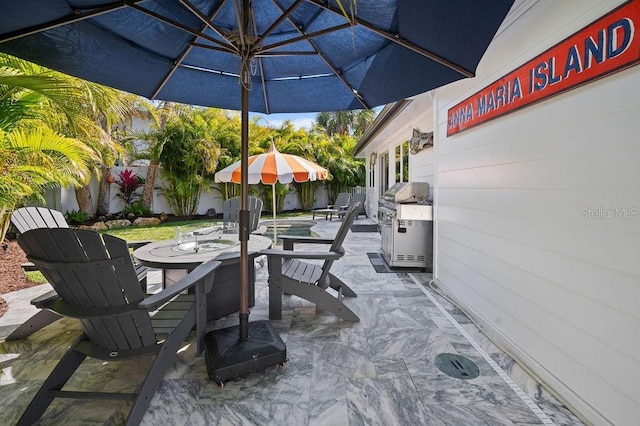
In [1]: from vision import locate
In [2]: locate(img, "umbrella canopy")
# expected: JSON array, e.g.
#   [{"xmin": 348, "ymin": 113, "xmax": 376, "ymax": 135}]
[
  {"xmin": 0, "ymin": 1, "xmax": 514, "ymax": 113},
  {"xmin": 215, "ymin": 142, "xmax": 328, "ymax": 241},
  {"xmin": 215, "ymin": 142, "xmax": 328, "ymax": 185},
  {"xmin": 0, "ymin": 0, "xmax": 514, "ymax": 344}
]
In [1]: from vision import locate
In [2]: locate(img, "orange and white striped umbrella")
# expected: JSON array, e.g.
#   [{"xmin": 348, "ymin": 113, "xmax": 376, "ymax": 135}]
[
  {"xmin": 215, "ymin": 143, "xmax": 328, "ymax": 243},
  {"xmin": 214, "ymin": 142, "xmax": 327, "ymax": 185}
]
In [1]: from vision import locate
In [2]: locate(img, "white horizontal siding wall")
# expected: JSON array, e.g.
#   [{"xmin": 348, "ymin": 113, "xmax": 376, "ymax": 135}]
[
  {"xmin": 432, "ymin": 0, "xmax": 640, "ymax": 424},
  {"xmin": 399, "ymin": 95, "xmax": 435, "ymax": 196},
  {"xmin": 410, "ymin": 146, "xmax": 435, "ymax": 199}
]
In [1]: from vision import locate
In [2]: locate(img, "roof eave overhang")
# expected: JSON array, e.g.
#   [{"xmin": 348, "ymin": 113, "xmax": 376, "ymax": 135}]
[{"xmin": 352, "ymin": 99, "xmax": 413, "ymax": 158}]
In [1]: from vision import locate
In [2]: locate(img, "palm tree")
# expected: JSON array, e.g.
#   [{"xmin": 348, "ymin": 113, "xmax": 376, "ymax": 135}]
[
  {"xmin": 0, "ymin": 53, "xmax": 135, "ymax": 220},
  {"xmin": 71, "ymin": 84, "xmax": 137, "ymax": 218},
  {"xmin": 130, "ymin": 106, "xmax": 222, "ymax": 216},
  {"xmin": 135, "ymin": 101, "xmax": 172, "ymax": 211},
  {"xmin": 352, "ymin": 109, "xmax": 376, "ymax": 136},
  {"xmin": 315, "ymin": 110, "xmax": 375, "ymax": 136},
  {"xmin": 0, "ymin": 127, "xmax": 95, "ymax": 242},
  {"xmin": 316, "ymin": 111, "xmax": 351, "ymax": 135},
  {"xmin": 0, "ymin": 54, "xmax": 107, "ymax": 239}
]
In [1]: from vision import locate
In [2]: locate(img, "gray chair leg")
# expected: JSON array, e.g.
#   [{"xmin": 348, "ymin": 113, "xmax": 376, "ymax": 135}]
[
  {"xmin": 328, "ymin": 273, "xmax": 357, "ymax": 298},
  {"xmin": 17, "ymin": 336, "xmax": 87, "ymax": 426},
  {"xmin": 283, "ymin": 282, "xmax": 359, "ymax": 322},
  {"xmin": 267, "ymin": 256, "xmax": 284, "ymax": 320},
  {"xmin": 6, "ymin": 310, "xmax": 62, "ymax": 341},
  {"xmin": 125, "ymin": 307, "xmax": 196, "ymax": 425},
  {"xmin": 268, "ymin": 279, "xmax": 284, "ymax": 320}
]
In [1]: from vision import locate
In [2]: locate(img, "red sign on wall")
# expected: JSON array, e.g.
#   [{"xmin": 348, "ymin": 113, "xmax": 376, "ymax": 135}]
[{"xmin": 447, "ymin": 0, "xmax": 640, "ymax": 136}]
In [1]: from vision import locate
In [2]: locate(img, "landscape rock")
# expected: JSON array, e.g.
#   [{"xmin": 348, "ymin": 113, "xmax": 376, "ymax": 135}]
[
  {"xmin": 133, "ymin": 217, "xmax": 161, "ymax": 226},
  {"xmin": 77, "ymin": 221, "xmax": 108, "ymax": 231},
  {"xmin": 105, "ymin": 219, "xmax": 132, "ymax": 229}
]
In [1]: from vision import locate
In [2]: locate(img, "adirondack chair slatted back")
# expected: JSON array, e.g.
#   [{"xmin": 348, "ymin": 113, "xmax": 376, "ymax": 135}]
[
  {"xmin": 223, "ymin": 196, "xmax": 263, "ymax": 232},
  {"xmin": 11, "ymin": 207, "xmax": 69, "ymax": 234},
  {"xmin": 222, "ymin": 197, "xmax": 240, "ymax": 223},
  {"xmin": 17, "ymin": 228, "xmax": 155, "ymax": 350},
  {"xmin": 349, "ymin": 193, "xmax": 366, "ymax": 216},
  {"xmin": 317, "ymin": 202, "xmax": 360, "ymax": 286},
  {"xmin": 332, "ymin": 193, "xmax": 351, "ymax": 210},
  {"xmin": 248, "ymin": 196, "xmax": 263, "ymax": 231}
]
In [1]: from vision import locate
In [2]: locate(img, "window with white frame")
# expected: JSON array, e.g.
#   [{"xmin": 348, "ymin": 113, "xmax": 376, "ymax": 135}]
[
  {"xmin": 394, "ymin": 141, "xmax": 410, "ymax": 183},
  {"xmin": 380, "ymin": 151, "xmax": 389, "ymax": 196},
  {"xmin": 402, "ymin": 140, "xmax": 409, "ymax": 182}
]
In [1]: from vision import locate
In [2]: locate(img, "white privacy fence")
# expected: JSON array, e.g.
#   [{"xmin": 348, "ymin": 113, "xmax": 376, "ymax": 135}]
[{"xmin": 58, "ymin": 166, "xmax": 337, "ymax": 216}]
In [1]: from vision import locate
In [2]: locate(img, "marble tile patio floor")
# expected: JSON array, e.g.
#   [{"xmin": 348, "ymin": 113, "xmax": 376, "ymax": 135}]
[{"xmin": 0, "ymin": 216, "xmax": 584, "ymax": 425}]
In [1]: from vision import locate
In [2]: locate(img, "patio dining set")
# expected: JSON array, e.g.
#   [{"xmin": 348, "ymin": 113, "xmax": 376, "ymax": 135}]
[{"xmin": 2, "ymin": 201, "xmax": 363, "ymax": 425}]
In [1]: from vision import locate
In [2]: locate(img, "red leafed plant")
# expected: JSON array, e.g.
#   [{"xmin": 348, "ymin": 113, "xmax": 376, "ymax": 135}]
[{"xmin": 113, "ymin": 169, "xmax": 145, "ymax": 207}]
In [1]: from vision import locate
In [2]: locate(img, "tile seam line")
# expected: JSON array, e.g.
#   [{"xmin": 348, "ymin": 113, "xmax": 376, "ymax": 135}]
[{"xmin": 407, "ymin": 273, "xmax": 554, "ymax": 425}]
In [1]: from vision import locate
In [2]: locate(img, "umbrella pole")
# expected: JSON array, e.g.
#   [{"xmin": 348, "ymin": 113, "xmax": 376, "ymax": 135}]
[
  {"xmin": 202, "ymin": 0, "xmax": 285, "ymax": 385},
  {"xmin": 272, "ymin": 184, "xmax": 277, "ymax": 244},
  {"xmin": 238, "ymin": 60, "xmax": 250, "ymax": 341}
]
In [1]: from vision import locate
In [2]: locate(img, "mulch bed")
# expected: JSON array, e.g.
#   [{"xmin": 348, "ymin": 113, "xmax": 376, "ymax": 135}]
[{"xmin": 0, "ymin": 240, "xmax": 34, "ymax": 319}]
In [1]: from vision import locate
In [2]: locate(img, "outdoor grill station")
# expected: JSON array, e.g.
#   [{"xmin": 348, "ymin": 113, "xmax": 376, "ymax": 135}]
[{"xmin": 378, "ymin": 182, "xmax": 433, "ymax": 271}]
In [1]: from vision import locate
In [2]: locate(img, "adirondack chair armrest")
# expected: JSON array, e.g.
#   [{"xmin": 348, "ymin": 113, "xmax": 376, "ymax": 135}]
[
  {"xmin": 37, "ymin": 298, "xmax": 148, "ymax": 319},
  {"xmin": 30, "ymin": 290, "xmax": 59, "ymax": 306},
  {"xmin": 260, "ymin": 248, "xmax": 344, "ymax": 260},
  {"xmin": 279, "ymin": 235, "xmax": 334, "ymax": 250},
  {"xmin": 251, "ymin": 225, "xmax": 268, "ymax": 235},
  {"xmin": 140, "ymin": 260, "xmax": 222, "ymax": 311},
  {"xmin": 126, "ymin": 240, "xmax": 152, "ymax": 250},
  {"xmin": 193, "ymin": 226, "xmax": 222, "ymax": 236}
]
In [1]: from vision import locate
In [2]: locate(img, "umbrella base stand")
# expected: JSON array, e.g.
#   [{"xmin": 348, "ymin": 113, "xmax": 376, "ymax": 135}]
[{"xmin": 204, "ymin": 320, "xmax": 286, "ymax": 384}]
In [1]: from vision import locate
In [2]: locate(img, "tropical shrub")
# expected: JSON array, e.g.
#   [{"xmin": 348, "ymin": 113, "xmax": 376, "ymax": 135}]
[
  {"xmin": 156, "ymin": 110, "xmax": 220, "ymax": 216},
  {"xmin": 65, "ymin": 209, "xmax": 89, "ymax": 225},
  {"xmin": 263, "ymin": 183, "xmax": 289, "ymax": 214},
  {"xmin": 114, "ymin": 169, "xmax": 144, "ymax": 207},
  {"xmin": 122, "ymin": 200, "xmax": 152, "ymax": 217},
  {"xmin": 295, "ymin": 181, "xmax": 319, "ymax": 210}
]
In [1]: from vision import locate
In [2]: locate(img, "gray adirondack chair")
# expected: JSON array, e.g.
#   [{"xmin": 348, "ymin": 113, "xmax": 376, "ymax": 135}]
[
  {"xmin": 7, "ymin": 208, "xmax": 72, "ymax": 341},
  {"xmin": 262, "ymin": 202, "xmax": 360, "ymax": 322},
  {"xmin": 222, "ymin": 196, "xmax": 264, "ymax": 233},
  {"xmin": 6, "ymin": 207, "xmax": 149, "ymax": 341},
  {"xmin": 311, "ymin": 192, "xmax": 351, "ymax": 220},
  {"xmin": 16, "ymin": 227, "xmax": 220, "ymax": 426},
  {"xmin": 338, "ymin": 192, "xmax": 367, "ymax": 219}
]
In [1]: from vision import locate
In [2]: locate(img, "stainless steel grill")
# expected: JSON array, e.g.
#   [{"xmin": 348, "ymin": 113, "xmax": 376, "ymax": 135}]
[{"xmin": 379, "ymin": 182, "xmax": 433, "ymax": 269}]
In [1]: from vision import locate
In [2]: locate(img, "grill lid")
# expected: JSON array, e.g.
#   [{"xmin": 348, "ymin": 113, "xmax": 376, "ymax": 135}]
[{"xmin": 383, "ymin": 182, "xmax": 429, "ymax": 203}]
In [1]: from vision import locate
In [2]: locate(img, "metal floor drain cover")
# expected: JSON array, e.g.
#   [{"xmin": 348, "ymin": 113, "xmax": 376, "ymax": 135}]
[{"xmin": 434, "ymin": 353, "xmax": 480, "ymax": 380}]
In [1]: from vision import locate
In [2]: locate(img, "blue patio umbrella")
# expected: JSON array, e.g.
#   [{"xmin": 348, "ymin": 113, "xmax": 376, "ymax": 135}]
[{"xmin": 0, "ymin": 0, "xmax": 514, "ymax": 381}]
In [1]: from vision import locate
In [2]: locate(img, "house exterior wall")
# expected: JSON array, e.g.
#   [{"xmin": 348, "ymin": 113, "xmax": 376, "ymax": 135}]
[
  {"xmin": 410, "ymin": 147, "xmax": 435, "ymax": 199},
  {"xmin": 431, "ymin": 1, "xmax": 640, "ymax": 424}
]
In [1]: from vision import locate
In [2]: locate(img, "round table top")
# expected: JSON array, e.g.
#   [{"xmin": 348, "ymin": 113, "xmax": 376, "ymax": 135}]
[{"xmin": 132, "ymin": 232, "xmax": 272, "ymax": 270}]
